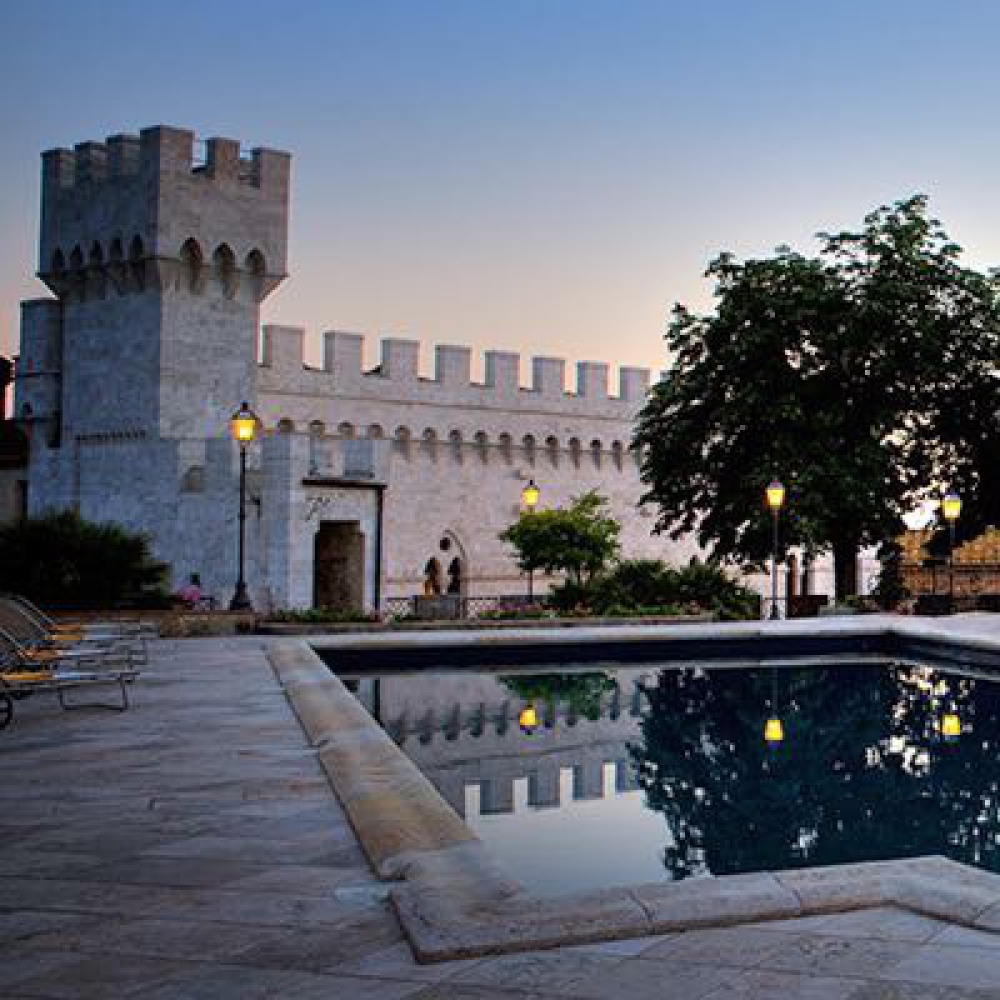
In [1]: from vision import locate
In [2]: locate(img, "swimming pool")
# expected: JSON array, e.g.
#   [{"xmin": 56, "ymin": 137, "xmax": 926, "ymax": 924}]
[{"xmin": 338, "ymin": 659, "xmax": 1000, "ymax": 896}]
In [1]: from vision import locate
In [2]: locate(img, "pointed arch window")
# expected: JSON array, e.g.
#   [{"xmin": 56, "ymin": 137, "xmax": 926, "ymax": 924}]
[
  {"xmin": 545, "ymin": 435, "xmax": 560, "ymax": 467},
  {"xmin": 212, "ymin": 243, "xmax": 237, "ymax": 299},
  {"xmin": 245, "ymin": 248, "xmax": 266, "ymax": 301},
  {"xmin": 129, "ymin": 235, "xmax": 146, "ymax": 291},
  {"xmin": 180, "ymin": 239, "xmax": 204, "ymax": 293}
]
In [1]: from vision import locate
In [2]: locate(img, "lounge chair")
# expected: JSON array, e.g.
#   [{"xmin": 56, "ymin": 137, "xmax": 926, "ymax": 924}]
[
  {"xmin": 0, "ymin": 597, "xmax": 147, "ymax": 665},
  {"xmin": 3, "ymin": 594, "xmax": 152, "ymax": 640},
  {"xmin": 0, "ymin": 627, "xmax": 140, "ymax": 730}
]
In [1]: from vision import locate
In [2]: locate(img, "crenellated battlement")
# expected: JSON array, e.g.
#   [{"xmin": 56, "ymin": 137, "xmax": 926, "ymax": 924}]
[
  {"xmin": 258, "ymin": 328, "xmax": 651, "ymax": 409},
  {"xmin": 26, "ymin": 124, "xmax": 291, "ymax": 442},
  {"xmin": 42, "ymin": 127, "xmax": 289, "ymax": 195},
  {"xmin": 39, "ymin": 126, "xmax": 290, "ymax": 298}
]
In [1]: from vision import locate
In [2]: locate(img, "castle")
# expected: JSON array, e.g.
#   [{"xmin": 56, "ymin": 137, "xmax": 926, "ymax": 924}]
[{"xmin": 12, "ymin": 125, "xmax": 694, "ymax": 611}]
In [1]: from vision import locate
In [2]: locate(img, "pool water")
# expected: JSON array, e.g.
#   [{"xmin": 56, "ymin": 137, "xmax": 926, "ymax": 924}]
[{"xmin": 340, "ymin": 661, "xmax": 1000, "ymax": 896}]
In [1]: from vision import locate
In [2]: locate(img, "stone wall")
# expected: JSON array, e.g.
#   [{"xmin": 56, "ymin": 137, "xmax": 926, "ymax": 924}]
[{"xmin": 256, "ymin": 331, "xmax": 694, "ymax": 601}]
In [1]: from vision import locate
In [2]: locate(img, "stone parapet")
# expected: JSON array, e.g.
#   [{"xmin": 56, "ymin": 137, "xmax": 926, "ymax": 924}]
[{"xmin": 258, "ymin": 329, "xmax": 651, "ymax": 415}]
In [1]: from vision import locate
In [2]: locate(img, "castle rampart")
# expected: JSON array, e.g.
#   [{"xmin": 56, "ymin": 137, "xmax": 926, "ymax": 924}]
[
  {"xmin": 259, "ymin": 327, "xmax": 650, "ymax": 409},
  {"xmin": 15, "ymin": 124, "xmax": 697, "ymax": 614},
  {"xmin": 256, "ymin": 330, "xmax": 652, "ymax": 475}
]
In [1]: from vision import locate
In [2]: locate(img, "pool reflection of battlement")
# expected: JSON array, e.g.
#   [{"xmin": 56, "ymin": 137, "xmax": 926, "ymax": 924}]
[
  {"xmin": 431, "ymin": 746, "xmax": 640, "ymax": 818},
  {"xmin": 353, "ymin": 669, "xmax": 649, "ymax": 818},
  {"xmin": 473, "ymin": 758, "xmax": 639, "ymax": 814},
  {"xmin": 379, "ymin": 678, "xmax": 646, "ymax": 746}
]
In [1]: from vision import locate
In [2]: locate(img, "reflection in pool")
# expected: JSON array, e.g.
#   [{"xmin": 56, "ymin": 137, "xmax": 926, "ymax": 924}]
[{"xmin": 342, "ymin": 661, "xmax": 1000, "ymax": 896}]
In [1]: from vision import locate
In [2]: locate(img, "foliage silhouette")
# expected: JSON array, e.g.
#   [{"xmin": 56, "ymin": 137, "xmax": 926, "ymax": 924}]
[
  {"xmin": 0, "ymin": 511, "xmax": 169, "ymax": 609},
  {"xmin": 635, "ymin": 196, "xmax": 1000, "ymax": 598},
  {"xmin": 587, "ymin": 558, "xmax": 759, "ymax": 620},
  {"xmin": 634, "ymin": 663, "xmax": 1000, "ymax": 880},
  {"xmin": 500, "ymin": 672, "xmax": 618, "ymax": 722},
  {"xmin": 500, "ymin": 491, "xmax": 620, "ymax": 588}
]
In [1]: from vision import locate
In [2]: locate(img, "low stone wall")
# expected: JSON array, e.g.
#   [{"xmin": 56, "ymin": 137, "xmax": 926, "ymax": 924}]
[
  {"xmin": 258, "ymin": 612, "xmax": 714, "ymax": 636},
  {"xmin": 50, "ymin": 609, "xmax": 257, "ymax": 638}
]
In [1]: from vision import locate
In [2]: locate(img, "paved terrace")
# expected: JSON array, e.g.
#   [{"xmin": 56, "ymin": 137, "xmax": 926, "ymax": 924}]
[{"xmin": 5, "ymin": 633, "xmax": 1000, "ymax": 997}]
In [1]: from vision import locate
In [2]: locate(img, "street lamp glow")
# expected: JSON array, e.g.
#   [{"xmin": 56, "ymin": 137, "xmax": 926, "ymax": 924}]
[
  {"xmin": 521, "ymin": 479, "xmax": 541, "ymax": 601},
  {"xmin": 521, "ymin": 479, "xmax": 540, "ymax": 510},
  {"xmin": 518, "ymin": 703, "xmax": 540, "ymax": 734},
  {"xmin": 230, "ymin": 401, "xmax": 259, "ymax": 445},
  {"xmin": 765, "ymin": 480, "xmax": 785, "ymax": 511},
  {"xmin": 764, "ymin": 716, "xmax": 785, "ymax": 744},
  {"xmin": 941, "ymin": 712, "xmax": 961, "ymax": 741},
  {"xmin": 942, "ymin": 493, "xmax": 961, "ymax": 522}
]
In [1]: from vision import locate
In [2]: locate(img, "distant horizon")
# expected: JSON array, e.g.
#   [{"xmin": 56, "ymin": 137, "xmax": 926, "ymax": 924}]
[{"xmin": 5, "ymin": 1, "xmax": 1000, "ymax": 377}]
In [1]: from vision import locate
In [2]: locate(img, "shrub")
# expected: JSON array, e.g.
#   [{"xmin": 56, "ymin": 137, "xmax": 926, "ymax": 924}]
[
  {"xmin": 587, "ymin": 558, "xmax": 676, "ymax": 611},
  {"xmin": 0, "ymin": 511, "xmax": 169, "ymax": 610},
  {"xmin": 665, "ymin": 559, "xmax": 761, "ymax": 621},
  {"xmin": 545, "ymin": 579, "xmax": 595, "ymax": 613},
  {"xmin": 563, "ymin": 557, "xmax": 759, "ymax": 621}
]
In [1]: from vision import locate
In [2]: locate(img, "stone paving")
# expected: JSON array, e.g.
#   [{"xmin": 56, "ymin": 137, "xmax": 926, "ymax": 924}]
[{"xmin": 4, "ymin": 637, "xmax": 1000, "ymax": 997}]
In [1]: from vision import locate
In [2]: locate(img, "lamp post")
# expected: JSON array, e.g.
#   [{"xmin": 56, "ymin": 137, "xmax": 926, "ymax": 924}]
[
  {"xmin": 942, "ymin": 492, "xmax": 961, "ymax": 612},
  {"xmin": 229, "ymin": 401, "xmax": 259, "ymax": 611},
  {"xmin": 765, "ymin": 480, "xmax": 785, "ymax": 620},
  {"xmin": 521, "ymin": 479, "xmax": 540, "ymax": 601}
]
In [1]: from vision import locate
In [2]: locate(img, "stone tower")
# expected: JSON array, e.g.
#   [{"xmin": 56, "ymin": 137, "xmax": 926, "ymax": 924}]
[
  {"xmin": 14, "ymin": 127, "xmax": 290, "ymax": 604},
  {"xmin": 19, "ymin": 126, "xmax": 290, "ymax": 448},
  {"xmin": 17, "ymin": 126, "xmax": 289, "ymax": 529}
]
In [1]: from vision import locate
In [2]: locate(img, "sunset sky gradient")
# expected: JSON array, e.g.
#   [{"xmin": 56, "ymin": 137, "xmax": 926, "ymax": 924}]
[{"xmin": 3, "ymin": 0, "xmax": 1000, "ymax": 378}]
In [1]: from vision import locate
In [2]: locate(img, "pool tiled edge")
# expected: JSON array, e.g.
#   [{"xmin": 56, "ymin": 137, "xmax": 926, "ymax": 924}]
[{"xmin": 270, "ymin": 616, "xmax": 1000, "ymax": 962}]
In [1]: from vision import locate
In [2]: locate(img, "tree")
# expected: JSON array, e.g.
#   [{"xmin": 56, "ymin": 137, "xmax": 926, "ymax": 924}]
[
  {"xmin": 634, "ymin": 196, "xmax": 1000, "ymax": 599},
  {"xmin": 499, "ymin": 490, "xmax": 620, "ymax": 589},
  {"xmin": 0, "ymin": 511, "xmax": 169, "ymax": 609}
]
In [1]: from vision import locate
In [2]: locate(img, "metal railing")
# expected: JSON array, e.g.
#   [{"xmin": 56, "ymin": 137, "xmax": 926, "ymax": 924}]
[
  {"xmin": 386, "ymin": 592, "xmax": 917, "ymax": 622},
  {"xmin": 383, "ymin": 593, "xmax": 548, "ymax": 621}
]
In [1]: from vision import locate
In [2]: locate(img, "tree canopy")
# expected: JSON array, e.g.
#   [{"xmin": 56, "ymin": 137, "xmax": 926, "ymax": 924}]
[
  {"xmin": 499, "ymin": 490, "xmax": 620, "ymax": 588},
  {"xmin": 634, "ymin": 196, "xmax": 1000, "ymax": 598}
]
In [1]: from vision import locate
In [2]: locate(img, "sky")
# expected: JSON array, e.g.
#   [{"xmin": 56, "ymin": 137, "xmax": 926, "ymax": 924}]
[{"xmin": 4, "ymin": 0, "xmax": 1000, "ymax": 379}]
